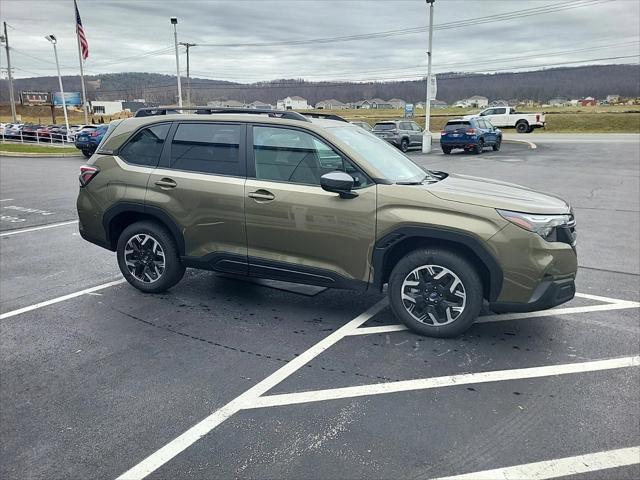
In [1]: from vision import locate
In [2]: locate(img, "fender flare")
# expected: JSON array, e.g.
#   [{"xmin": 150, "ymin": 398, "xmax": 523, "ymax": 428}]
[
  {"xmin": 102, "ymin": 202, "xmax": 186, "ymax": 255},
  {"xmin": 372, "ymin": 226, "xmax": 503, "ymax": 301}
]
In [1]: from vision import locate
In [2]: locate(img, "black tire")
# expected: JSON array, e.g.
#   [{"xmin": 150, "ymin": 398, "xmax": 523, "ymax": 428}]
[
  {"xmin": 400, "ymin": 138, "xmax": 409, "ymax": 152},
  {"xmin": 81, "ymin": 149, "xmax": 92, "ymax": 158},
  {"xmin": 516, "ymin": 121, "xmax": 529, "ymax": 133},
  {"xmin": 474, "ymin": 139, "xmax": 484, "ymax": 154},
  {"xmin": 388, "ymin": 248, "xmax": 483, "ymax": 337},
  {"xmin": 442, "ymin": 146, "xmax": 452, "ymax": 155},
  {"xmin": 116, "ymin": 221, "xmax": 185, "ymax": 293},
  {"xmin": 492, "ymin": 138, "xmax": 501, "ymax": 151},
  {"xmin": 527, "ymin": 126, "xmax": 535, "ymax": 133}
]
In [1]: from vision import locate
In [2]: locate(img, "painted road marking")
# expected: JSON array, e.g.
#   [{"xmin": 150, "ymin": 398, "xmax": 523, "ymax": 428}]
[
  {"xmin": 432, "ymin": 446, "xmax": 640, "ymax": 480},
  {"xmin": 0, "ymin": 198, "xmax": 14, "ymax": 202},
  {"xmin": 251, "ymin": 356, "xmax": 639, "ymax": 408},
  {"xmin": 0, "ymin": 279, "xmax": 126, "ymax": 320},
  {"xmin": 115, "ymin": 299, "xmax": 388, "ymax": 480},
  {"xmin": 347, "ymin": 292, "xmax": 640, "ymax": 336},
  {"xmin": 0, "ymin": 219, "xmax": 79, "ymax": 237}
]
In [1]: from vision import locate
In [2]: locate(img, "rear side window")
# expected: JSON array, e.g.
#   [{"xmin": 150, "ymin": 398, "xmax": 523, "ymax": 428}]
[
  {"xmin": 373, "ymin": 123, "xmax": 396, "ymax": 131},
  {"xmin": 444, "ymin": 121, "xmax": 470, "ymax": 131},
  {"xmin": 119, "ymin": 123, "xmax": 170, "ymax": 166},
  {"xmin": 170, "ymin": 123, "xmax": 242, "ymax": 176},
  {"xmin": 399, "ymin": 122, "xmax": 412, "ymax": 130}
]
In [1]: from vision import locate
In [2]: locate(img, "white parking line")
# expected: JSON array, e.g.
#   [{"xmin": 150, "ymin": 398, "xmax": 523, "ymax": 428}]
[
  {"xmin": 347, "ymin": 293, "xmax": 640, "ymax": 336},
  {"xmin": 0, "ymin": 279, "xmax": 126, "ymax": 320},
  {"xmin": 251, "ymin": 356, "xmax": 639, "ymax": 408},
  {"xmin": 432, "ymin": 445, "xmax": 640, "ymax": 480},
  {"xmin": 0, "ymin": 219, "xmax": 79, "ymax": 237},
  {"xmin": 0, "ymin": 198, "xmax": 14, "ymax": 202},
  {"xmin": 115, "ymin": 299, "xmax": 388, "ymax": 480}
]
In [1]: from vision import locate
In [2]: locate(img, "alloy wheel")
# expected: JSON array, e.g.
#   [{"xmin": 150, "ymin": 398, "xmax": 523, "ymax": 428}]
[
  {"xmin": 400, "ymin": 264, "xmax": 466, "ymax": 326},
  {"xmin": 124, "ymin": 234, "xmax": 166, "ymax": 283}
]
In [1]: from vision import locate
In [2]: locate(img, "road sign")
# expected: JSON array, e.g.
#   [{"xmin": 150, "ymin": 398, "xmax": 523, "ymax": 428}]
[
  {"xmin": 404, "ymin": 103, "xmax": 415, "ymax": 118},
  {"xmin": 53, "ymin": 92, "xmax": 82, "ymax": 106}
]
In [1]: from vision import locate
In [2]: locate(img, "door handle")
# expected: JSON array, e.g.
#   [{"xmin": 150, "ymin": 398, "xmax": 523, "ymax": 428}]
[
  {"xmin": 155, "ymin": 178, "xmax": 177, "ymax": 189},
  {"xmin": 248, "ymin": 189, "xmax": 275, "ymax": 201}
]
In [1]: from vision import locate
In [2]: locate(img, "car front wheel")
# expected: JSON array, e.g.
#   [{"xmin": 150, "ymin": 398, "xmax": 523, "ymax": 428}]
[
  {"xmin": 117, "ymin": 221, "xmax": 185, "ymax": 293},
  {"xmin": 400, "ymin": 138, "xmax": 409, "ymax": 152},
  {"xmin": 388, "ymin": 248, "xmax": 483, "ymax": 337}
]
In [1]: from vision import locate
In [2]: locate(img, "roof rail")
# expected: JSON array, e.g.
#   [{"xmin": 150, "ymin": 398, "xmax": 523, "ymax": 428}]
[
  {"xmin": 298, "ymin": 112, "xmax": 349, "ymax": 122},
  {"xmin": 133, "ymin": 106, "xmax": 311, "ymax": 122}
]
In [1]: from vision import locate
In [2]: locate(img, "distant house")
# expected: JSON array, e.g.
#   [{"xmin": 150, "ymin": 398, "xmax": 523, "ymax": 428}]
[
  {"xmin": 349, "ymin": 100, "xmax": 367, "ymax": 109},
  {"xmin": 277, "ymin": 96, "xmax": 309, "ymax": 110},
  {"xmin": 206, "ymin": 99, "xmax": 246, "ymax": 108},
  {"xmin": 315, "ymin": 99, "xmax": 347, "ymax": 110},
  {"xmin": 415, "ymin": 102, "xmax": 425, "ymax": 109},
  {"xmin": 548, "ymin": 96, "xmax": 569, "ymax": 106},
  {"xmin": 431, "ymin": 99, "xmax": 448, "ymax": 109},
  {"xmin": 388, "ymin": 98, "xmax": 406, "ymax": 109},
  {"xmin": 248, "ymin": 100, "xmax": 273, "ymax": 110},
  {"xmin": 579, "ymin": 96, "xmax": 597, "ymax": 106},
  {"xmin": 369, "ymin": 98, "xmax": 393, "ymax": 109},
  {"xmin": 467, "ymin": 95, "xmax": 489, "ymax": 108},
  {"xmin": 606, "ymin": 94, "xmax": 620, "ymax": 103},
  {"xmin": 489, "ymin": 99, "xmax": 509, "ymax": 107}
]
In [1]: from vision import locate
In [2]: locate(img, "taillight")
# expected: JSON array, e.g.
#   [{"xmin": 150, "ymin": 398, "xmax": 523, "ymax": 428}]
[
  {"xmin": 536, "ymin": 114, "xmax": 540, "ymax": 122},
  {"xmin": 90, "ymin": 130, "xmax": 100, "ymax": 137},
  {"xmin": 466, "ymin": 128, "xmax": 477, "ymax": 135},
  {"xmin": 440, "ymin": 130, "xmax": 446, "ymax": 135},
  {"xmin": 79, "ymin": 165, "xmax": 99, "ymax": 186}
]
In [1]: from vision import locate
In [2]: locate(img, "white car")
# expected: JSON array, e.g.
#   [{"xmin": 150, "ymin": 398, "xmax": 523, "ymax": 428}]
[{"xmin": 464, "ymin": 106, "xmax": 545, "ymax": 133}]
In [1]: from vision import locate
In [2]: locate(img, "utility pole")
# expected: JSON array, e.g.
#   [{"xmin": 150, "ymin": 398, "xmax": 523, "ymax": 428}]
[
  {"xmin": 2, "ymin": 22, "xmax": 17, "ymax": 122},
  {"xmin": 422, "ymin": 0, "xmax": 435, "ymax": 153},
  {"xmin": 170, "ymin": 17, "xmax": 183, "ymax": 108},
  {"xmin": 179, "ymin": 42, "xmax": 196, "ymax": 106}
]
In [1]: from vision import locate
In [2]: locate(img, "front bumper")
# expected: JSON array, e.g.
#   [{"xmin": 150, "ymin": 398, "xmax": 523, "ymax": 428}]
[{"xmin": 490, "ymin": 277, "xmax": 575, "ymax": 313}]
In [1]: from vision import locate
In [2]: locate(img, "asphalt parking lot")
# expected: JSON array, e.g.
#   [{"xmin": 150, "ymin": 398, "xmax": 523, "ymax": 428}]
[{"xmin": 1, "ymin": 134, "xmax": 639, "ymax": 479}]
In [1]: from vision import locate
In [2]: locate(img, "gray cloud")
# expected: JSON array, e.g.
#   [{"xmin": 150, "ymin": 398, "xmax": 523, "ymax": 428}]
[{"xmin": 1, "ymin": 0, "xmax": 639, "ymax": 81}]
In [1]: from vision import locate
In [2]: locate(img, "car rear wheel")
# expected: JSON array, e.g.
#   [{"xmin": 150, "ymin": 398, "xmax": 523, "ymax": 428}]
[
  {"xmin": 81, "ymin": 149, "xmax": 92, "ymax": 158},
  {"xmin": 117, "ymin": 221, "xmax": 185, "ymax": 293},
  {"xmin": 516, "ymin": 121, "xmax": 529, "ymax": 133},
  {"xmin": 492, "ymin": 138, "xmax": 501, "ymax": 151},
  {"xmin": 474, "ymin": 139, "xmax": 484, "ymax": 154},
  {"xmin": 388, "ymin": 248, "xmax": 483, "ymax": 337},
  {"xmin": 442, "ymin": 146, "xmax": 452, "ymax": 155},
  {"xmin": 400, "ymin": 138, "xmax": 409, "ymax": 152}
]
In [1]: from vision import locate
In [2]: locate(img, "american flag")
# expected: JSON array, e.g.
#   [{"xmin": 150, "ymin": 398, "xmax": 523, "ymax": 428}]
[{"xmin": 75, "ymin": 0, "xmax": 89, "ymax": 60}]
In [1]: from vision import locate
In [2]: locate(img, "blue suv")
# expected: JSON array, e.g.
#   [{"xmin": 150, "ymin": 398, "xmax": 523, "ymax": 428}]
[
  {"xmin": 74, "ymin": 125, "xmax": 109, "ymax": 158},
  {"xmin": 440, "ymin": 117, "xmax": 502, "ymax": 154}
]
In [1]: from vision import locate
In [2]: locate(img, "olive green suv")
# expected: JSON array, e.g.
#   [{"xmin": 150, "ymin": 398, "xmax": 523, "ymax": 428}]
[{"xmin": 77, "ymin": 109, "xmax": 577, "ymax": 337}]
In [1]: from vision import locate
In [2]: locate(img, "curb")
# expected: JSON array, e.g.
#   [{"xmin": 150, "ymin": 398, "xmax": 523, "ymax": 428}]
[
  {"xmin": 0, "ymin": 151, "xmax": 83, "ymax": 158},
  {"xmin": 502, "ymin": 138, "xmax": 537, "ymax": 149}
]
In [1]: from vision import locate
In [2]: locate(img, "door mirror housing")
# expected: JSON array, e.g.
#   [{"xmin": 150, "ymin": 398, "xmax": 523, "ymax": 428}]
[{"xmin": 321, "ymin": 171, "xmax": 358, "ymax": 199}]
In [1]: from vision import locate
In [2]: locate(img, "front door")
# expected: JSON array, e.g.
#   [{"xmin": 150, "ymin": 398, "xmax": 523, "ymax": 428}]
[
  {"xmin": 244, "ymin": 124, "xmax": 377, "ymax": 287},
  {"xmin": 146, "ymin": 121, "xmax": 248, "ymax": 273}
]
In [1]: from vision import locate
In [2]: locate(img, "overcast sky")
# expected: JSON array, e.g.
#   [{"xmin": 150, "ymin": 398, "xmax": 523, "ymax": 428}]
[{"xmin": 1, "ymin": 0, "xmax": 639, "ymax": 81}]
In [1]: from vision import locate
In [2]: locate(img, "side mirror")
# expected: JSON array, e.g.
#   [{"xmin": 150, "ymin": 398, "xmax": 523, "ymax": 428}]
[{"xmin": 321, "ymin": 171, "xmax": 358, "ymax": 199}]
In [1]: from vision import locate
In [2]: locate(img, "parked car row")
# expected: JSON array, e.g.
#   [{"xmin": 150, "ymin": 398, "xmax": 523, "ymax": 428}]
[
  {"xmin": 349, "ymin": 117, "xmax": 503, "ymax": 155},
  {"xmin": 0, "ymin": 122, "xmax": 100, "ymax": 144}
]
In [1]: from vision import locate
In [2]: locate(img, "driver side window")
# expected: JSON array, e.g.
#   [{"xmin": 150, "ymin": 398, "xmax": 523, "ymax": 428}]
[{"xmin": 252, "ymin": 126, "xmax": 371, "ymax": 188}]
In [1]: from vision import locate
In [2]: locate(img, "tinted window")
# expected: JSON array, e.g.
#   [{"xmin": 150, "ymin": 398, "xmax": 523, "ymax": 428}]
[
  {"xmin": 170, "ymin": 123, "xmax": 242, "ymax": 175},
  {"xmin": 411, "ymin": 123, "xmax": 422, "ymax": 131},
  {"xmin": 253, "ymin": 126, "xmax": 371, "ymax": 187},
  {"xmin": 373, "ymin": 123, "xmax": 396, "ymax": 131},
  {"xmin": 399, "ymin": 122, "xmax": 412, "ymax": 131},
  {"xmin": 119, "ymin": 123, "xmax": 170, "ymax": 166},
  {"xmin": 444, "ymin": 121, "xmax": 471, "ymax": 131},
  {"xmin": 493, "ymin": 108, "xmax": 507, "ymax": 114}
]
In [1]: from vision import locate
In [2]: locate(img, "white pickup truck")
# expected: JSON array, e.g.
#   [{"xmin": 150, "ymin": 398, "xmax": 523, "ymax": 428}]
[{"xmin": 463, "ymin": 106, "xmax": 545, "ymax": 133}]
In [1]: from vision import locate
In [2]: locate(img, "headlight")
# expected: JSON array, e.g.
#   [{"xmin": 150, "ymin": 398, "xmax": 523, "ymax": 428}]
[{"xmin": 497, "ymin": 209, "xmax": 573, "ymax": 242}]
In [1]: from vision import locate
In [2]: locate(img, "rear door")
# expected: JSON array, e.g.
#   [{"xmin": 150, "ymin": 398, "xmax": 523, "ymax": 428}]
[
  {"xmin": 146, "ymin": 121, "xmax": 248, "ymax": 272},
  {"xmin": 244, "ymin": 124, "xmax": 377, "ymax": 286}
]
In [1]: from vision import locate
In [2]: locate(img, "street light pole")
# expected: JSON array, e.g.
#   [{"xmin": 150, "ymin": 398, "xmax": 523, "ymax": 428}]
[
  {"xmin": 170, "ymin": 17, "xmax": 183, "ymax": 108},
  {"xmin": 422, "ymin": 0, "xmax": 435, "ymax": 153},
  {"xmin": 179, "ymin": 42, "xmax": 196, "ymax": 106},
  {"xmin": 45, "ymin": 35, "xmax": 70, "ymax": 141}
]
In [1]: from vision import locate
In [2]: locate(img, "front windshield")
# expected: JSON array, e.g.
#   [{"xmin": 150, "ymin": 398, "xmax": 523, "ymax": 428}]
[{"xmin": 327, "ymin": 125, "xmax": 427, "ymax": 183}]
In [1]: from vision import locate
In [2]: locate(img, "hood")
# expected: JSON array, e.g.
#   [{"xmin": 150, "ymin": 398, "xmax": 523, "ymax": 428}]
[
  {"xmin": 427, "ymin": 173, "xmax": 570, "ymax": 214},
  {"xmin": 461, "ymin": 114, "xmax": 477, "ymax": 120}
]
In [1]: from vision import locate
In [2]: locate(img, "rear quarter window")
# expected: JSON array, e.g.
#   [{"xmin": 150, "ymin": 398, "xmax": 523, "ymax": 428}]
[{"xmin": 119, "ymin": 123, "xmax": 170, "ymax": 167}]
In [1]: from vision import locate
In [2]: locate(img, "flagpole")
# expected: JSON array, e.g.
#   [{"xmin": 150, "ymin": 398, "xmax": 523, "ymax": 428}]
[{"xmin": 75, "ymin": 0, "xmax": 89, "ymax": 124}]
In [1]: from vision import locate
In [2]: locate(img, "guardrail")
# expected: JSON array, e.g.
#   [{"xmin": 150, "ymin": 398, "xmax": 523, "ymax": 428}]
[{"xmin": 0, "ymin": 130, "xmax": 75, "ymax": 147}]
